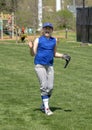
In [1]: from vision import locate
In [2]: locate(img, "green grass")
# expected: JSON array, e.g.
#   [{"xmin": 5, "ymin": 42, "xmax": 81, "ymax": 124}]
[{"xmin": 0, "ymin": 39, "xmax": 92, "ymax": 130}]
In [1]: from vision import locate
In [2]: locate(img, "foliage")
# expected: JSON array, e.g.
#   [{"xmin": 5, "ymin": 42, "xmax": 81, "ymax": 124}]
[
  {"xmin": 55, "ymin": 9, "xmax": 74, "ymax": 29},
  {"xmin": 15, "ymin": 0, "xmax": 38, "ymax": 29},
  {"xmin": 0, "ymin": 0, "xmax": 92, "ymax": 30},
  {"xmin": 0, "ymin": 0, "xmax": 17, "ymax": 13}
]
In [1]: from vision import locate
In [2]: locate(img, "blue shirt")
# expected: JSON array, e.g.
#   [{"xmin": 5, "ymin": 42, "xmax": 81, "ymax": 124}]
[{"xmin": 34, "ymin": 35, "xmax": 56, "ymax": 66}]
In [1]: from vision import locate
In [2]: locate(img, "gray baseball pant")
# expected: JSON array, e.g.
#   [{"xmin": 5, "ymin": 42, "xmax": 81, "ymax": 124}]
[{"xmin": 35, "ymin": 64, "xmax": 54, "ymax": 96}]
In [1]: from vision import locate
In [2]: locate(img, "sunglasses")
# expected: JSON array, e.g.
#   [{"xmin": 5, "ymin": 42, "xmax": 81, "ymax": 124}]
[{"xmin": 43, "ymin": 26, "xmax": 53, "ymax": 29}]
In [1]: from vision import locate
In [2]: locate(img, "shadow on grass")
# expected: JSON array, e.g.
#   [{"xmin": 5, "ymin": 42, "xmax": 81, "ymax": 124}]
[
  {"xmin": 33, "ymin": 107, "xmax": 72, "ymax": 112},
  {"xmin": 64, "ymin": 109, "xmax": 72, "ymax": 112},
  {"xmin": 49, "ymin": 107, "xmax": 72, "ymax": 112},
  {"xmin": 34, "ymin": 106, "xmax": 72, "ymax": 112},
  {"xmin": 33, "ymin": 106, "xmax": 62, "ymax": 112},
  {"xmin": 50, "ymin": 107, "xmax": 62, "ymax": 112}
]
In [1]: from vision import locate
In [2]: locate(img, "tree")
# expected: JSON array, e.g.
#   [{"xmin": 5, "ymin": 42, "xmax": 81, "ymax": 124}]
[
  {"xmin": 55, "ymin": 9, "xmax": 74, "ymax": 29},
  {"xmin": 0, "ymin": 0, "xmax": 92, "ymax": 30},
  {"xmin": 11, "ymin": 0, "xmax": 18, "ymax": 12},
  {"xmin": 0, "ymin": 0, "xmax": 18, "ymax": 13},
  {"xmin": 15, "ymin": 0, "xmax": 38, "ymax": 28},
  {"xmin": 0, "ymin": 0, "xmax": 7, "ymax": 12}
]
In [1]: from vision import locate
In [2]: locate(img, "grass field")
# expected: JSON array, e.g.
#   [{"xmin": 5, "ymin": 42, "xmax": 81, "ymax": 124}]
[{"xmin": 0, "ymin": 37, "xmax": 92, "ymax": 130}]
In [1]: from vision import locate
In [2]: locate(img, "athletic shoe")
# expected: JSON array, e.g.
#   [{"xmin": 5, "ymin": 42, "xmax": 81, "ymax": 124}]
[
  {"xmin": 40, "ymin": 104, "xmax": 45, "ymax": 112},
  {"xmin": 45, "ymin": 108, "xmax": 53, "ymax": 116}
]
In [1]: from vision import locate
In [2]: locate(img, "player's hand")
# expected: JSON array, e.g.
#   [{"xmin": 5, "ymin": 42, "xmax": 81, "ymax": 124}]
[
  {"xmin": 28, "ymin": 41, "xmax": 33, "ymax": 48},
  {"xmin": 62, "ymin": 54, "xmax": 71, "ymax": 68},
  {"xmin": 62, "ymin": 54, "xmax": 71, "ymax": 61}
]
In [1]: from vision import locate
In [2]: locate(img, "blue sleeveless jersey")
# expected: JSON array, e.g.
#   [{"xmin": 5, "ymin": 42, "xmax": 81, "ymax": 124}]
[{"xmin": 34, "ymin": 36, "xmax": 56, "ymax": 65}]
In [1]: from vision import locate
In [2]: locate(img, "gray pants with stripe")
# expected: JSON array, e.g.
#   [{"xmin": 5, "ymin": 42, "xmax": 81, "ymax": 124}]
[{"xmin": 35, "ymin": 64, "xmax": 54, "ymax": 96}]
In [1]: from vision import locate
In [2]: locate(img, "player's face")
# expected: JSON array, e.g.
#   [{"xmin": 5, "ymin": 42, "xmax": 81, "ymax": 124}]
[{"xmin": 43, "ymin": 27, "xmax": 53, "ymax": 37}]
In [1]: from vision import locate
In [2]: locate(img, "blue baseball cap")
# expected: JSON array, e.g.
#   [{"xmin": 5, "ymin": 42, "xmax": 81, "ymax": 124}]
[{"xmin": 42, "ymin": 22, "xmax": 53, "ymax": 29}]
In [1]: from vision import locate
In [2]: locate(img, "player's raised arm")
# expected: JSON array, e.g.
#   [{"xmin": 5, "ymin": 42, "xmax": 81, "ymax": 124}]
[
  {"xmin": 28, "ymin": 41, "xmax": 34, "ymax": 56},
  {"xmin": 28, "ymin": 38, "xmax": 38, "ymax": 56}
]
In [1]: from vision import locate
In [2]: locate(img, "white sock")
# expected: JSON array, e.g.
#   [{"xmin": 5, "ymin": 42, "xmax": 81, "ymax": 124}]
[{"xmin": 43, "ymin": 98, "xmax": 49, "ymax": 109}]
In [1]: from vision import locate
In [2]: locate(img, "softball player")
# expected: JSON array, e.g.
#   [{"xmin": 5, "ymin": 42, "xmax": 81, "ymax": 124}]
[{"xmin": 29, "ymin": 22, "xmax": 70, "ymax": 115}]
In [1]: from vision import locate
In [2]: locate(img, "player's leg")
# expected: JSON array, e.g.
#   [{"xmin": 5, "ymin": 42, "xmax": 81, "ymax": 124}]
[
  {"xmin": 35, "ymin": 65, "xmax": 53, "ymax": 115},
  {"xmin": 46, "ymin": 66, "xmax": 54, "ymax": 97},
  {"xmin": 35, "ymin": 64, "xmax": 48, "ymax": 95}
]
